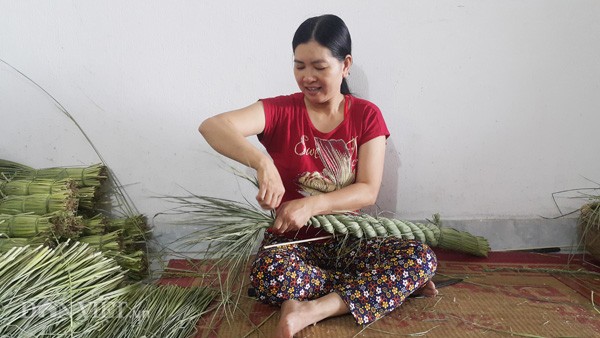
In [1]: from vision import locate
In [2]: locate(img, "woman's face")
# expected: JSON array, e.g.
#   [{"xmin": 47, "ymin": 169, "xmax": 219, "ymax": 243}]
[{"xmin": 293, "ymin": 40, "xmax": 351, "ymax": 105}]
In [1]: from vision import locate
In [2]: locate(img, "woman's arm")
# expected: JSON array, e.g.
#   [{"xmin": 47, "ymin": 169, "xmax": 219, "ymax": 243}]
[
  {"xmin": 272, "ymin": 135, "xmax": 387, "ymax": 233},
  {"xmin": 199, "ymin": 101, "xmax": 285, "ymax": 209}
]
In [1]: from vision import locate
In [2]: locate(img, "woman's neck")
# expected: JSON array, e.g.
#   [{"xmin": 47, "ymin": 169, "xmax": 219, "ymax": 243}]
[
  {"xmin": 304, "ymin": 93, "xmax": 346, "ymax": 116},
  {"xmin": 304, "ymin": 93, "xmax": 347, "ymax": 133}
]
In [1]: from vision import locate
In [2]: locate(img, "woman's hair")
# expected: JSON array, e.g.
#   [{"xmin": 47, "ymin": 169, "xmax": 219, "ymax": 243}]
[{"xmin": 292, "ymin": 14, "xmax": 352, "ymax": 95}]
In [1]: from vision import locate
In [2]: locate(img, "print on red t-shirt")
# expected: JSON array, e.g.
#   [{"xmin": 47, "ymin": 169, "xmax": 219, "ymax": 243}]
[{"xmin": 258, "ymin": 93, "xmax": 390, "ymax": 238}]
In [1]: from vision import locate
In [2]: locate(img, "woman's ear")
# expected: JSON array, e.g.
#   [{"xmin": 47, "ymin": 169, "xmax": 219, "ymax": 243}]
[{"xmin": 343, "ymin": 55, "xmax": 353, "ymax": 78}]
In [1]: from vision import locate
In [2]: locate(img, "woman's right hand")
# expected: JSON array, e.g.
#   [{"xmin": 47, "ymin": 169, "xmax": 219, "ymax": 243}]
[
  {"xmin": 255, "ymin": 159, "xmax": 285, "ymax": 210},
  {"xmin": 200, "ymin": 101, "xmax": 284, "ymax": 209}
]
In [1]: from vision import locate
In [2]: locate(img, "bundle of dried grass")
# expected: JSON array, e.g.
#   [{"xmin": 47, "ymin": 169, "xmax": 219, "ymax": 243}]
[
  {"xmin": 0, "ymin": 159, "xmax": 33, "ymax": 177},
  {"xmin": 0, "ymin": 192, "xmax": 78, "ymax": 215},
  {"xmin": 5, "ymin": 163, "xmax": 107, "ymax": 187},
  {"xmin": 0, "ymin": 178, "xmax": 77, "ymax": 196},
  {"xmin": 76, "ymin": 186, "xmax": 102, "ymax": 211},
  {"xmin": 106, "ymin": 215, "xmax": 150, "ymax": 279},
  {"xmin": 79, "ymin": 230, "xmax": 123, "ymax": 252},
  {"xmin": 104, "ymin": 250, "xmax": 148, "ymax": 280},
  {"xmin": 0, "ymin": 161, "xmax": 149, "ymax": 281},
  {"xmin": 0, "ymin": 169, "xmax": 101, "ymax": 213},
  {"xmin": 0, "ymin": 212, "xmax": 83, "ymax": 238},
  {"xmin": 108, "ymin": 214, "xmax": 150, "ymax": 243},
  {"xmin": 0, "ymin": 237, "xmax": 33, "ymax": 252},
  {"xmin": 82, "ymin": 213, "xmax": 108, "ymax": 235}
]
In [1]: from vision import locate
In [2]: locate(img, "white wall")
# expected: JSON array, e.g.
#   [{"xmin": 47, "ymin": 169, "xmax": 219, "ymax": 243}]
[{"xmin": 1, "ymin": 1, "xmax": 599, "ymax": 250}]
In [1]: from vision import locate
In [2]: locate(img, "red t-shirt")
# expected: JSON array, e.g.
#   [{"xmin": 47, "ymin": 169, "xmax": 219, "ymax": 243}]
[{"xmin": 258, "ymin": 92, "xmax": 390, "ymax": 239}]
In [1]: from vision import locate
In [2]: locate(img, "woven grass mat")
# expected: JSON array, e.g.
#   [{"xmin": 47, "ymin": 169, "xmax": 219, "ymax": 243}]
[{"xmin": 161, "ymin": 251, "xmax": 600, "ymax": 337}]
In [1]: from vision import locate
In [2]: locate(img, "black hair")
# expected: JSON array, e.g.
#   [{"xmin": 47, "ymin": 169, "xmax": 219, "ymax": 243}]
[{"xmin": 292, "ymin": 14, "xmax": 352, "ymax": 95}]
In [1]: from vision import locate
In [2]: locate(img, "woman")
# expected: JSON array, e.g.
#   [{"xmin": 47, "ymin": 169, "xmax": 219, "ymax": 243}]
[{"xmin": 200, "ymin": 14, "xmax": 438, "ymax": 338}]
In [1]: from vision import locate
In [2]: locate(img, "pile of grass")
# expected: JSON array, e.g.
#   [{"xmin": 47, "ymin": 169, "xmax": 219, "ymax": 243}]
[
  {"xmin": 0, "ymin": 241, "xmax": 215, "ymax": 337},
  {"xmin": 0, "ymin": 159, "xmax": 150, "ymax": 280}
]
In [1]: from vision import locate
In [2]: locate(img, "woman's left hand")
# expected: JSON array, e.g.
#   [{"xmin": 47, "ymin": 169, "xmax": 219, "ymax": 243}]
[{"xmin": 271, "ymin": 198, "xmax": 315, "ymax": 234}]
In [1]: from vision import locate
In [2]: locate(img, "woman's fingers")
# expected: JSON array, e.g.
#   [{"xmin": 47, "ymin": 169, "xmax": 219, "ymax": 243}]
[
  {"xmin": 256, "ymin": 181, "xmax": 284, "ymax": 209},
  {"xmin": 256, "ymin": 190, "xmax": 280, "ymax": 209},
  {"xmin": 271, "ymin": 200, "xmax": 313, "ymax": 234},
  {"xmin": 255, "ymin": 161, "xmax": 285, "ymax": 210},
  {"xmin": 272, "ymin": 216, "xmax": 284, "ymax": 233}
]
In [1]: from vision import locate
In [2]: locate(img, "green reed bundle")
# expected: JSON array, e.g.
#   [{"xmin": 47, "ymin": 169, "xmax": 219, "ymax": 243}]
[
  {"xmin": 0, "ymin": 237, "xmax": 31, "ymax": 252},
  {"xmin": 0, "ymin": 212, "xmax": 83, "ymax": 239},
  {"xmin": 104, "ymin": 250, "xmax": 148, "ymax": 280},
  {"xmin": 77, "ymin": 185, "xmax": 101, "ymax": 210},
  {"xmin": 0, "ymin": 175, "xmax": 100, "ymax": 212},
  {"xmin": 7, "ymin": 162, "xmax": 107, "ymax": 187},
  {"xmin": 108, "ymin": 214, "xmax": 150, "ymax": 239},
  {"xmin": 79, "ymin": 230, "xmax": 122, "ymax": 252},
  {"xmin": 82, "ymin": 213, "xmax": 108, "ymax": 235},
  {"xmin": 0, "ymin": 159, "xmax": 33, "ymax": 177},
  {"xmin": 0, "ymin": 192, "xmax": 78, "ymax": 215},
  {"xmin": 81, "ymin": 214, "xmax": 149, "ymax": 279},
  {"xmin": 0, "ymin": 178, "xmax": 77, "ymax": 197},
  {"xmin": 0, "ymin": 213, "xmax": 54, "ymax": 237}
]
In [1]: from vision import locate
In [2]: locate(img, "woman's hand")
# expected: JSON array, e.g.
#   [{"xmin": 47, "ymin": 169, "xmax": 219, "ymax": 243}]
[
  {"xmin": 271, "ymin": 198, "xmax": 315, "ymax": 233},
  {"xmin": 255, "ymin": 159, "xmax": 285, "ymax": 210}
]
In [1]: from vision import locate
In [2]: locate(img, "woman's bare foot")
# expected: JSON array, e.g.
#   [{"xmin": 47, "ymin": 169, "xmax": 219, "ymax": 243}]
[
  {"xmin": 274, "ymin": 299, "xmax": 312, "ymax": 338},
  {"xmin": 413, "ymin": 280, "xmax": 438, "ymax": 297},
  {"xmin": 274, "ymin": 293, "xmax": 350, "ymax": 338}
]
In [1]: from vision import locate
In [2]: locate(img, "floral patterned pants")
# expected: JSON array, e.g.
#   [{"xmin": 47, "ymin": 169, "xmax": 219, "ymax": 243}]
[{"xmin": 249, "ymin": 232, "xmax": 438, "ymax": 325}]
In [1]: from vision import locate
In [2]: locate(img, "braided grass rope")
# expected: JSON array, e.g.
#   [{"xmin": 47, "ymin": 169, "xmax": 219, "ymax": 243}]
[
  {"xmin": 307, "ymin": 213, "xmax": 489, "ymax": 257},
  {"xmin": 171, "ymin": 194, "xmax": 490, "ymax": 259},
  {"xmin": 163, "ymin": 192, "xmax": 491, "ymax": 313}
]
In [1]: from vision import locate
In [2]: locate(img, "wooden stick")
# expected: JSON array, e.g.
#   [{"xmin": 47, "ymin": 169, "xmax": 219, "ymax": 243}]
[{"xmin": 263, "ymin": 235, "xmax": 333, "ymax": 249}]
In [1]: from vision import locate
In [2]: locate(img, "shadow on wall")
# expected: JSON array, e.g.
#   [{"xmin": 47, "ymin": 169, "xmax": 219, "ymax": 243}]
[
  {"xmin": 349, "ymin": 64, "xmax": 401, "ymax": 216},
  {"xmin": 362, "ymin": 137, "xmax": 401, "ymax": 216},
  {"xmin": 349, "ymin": 64, "xmax": 369, "ymax": 99}
]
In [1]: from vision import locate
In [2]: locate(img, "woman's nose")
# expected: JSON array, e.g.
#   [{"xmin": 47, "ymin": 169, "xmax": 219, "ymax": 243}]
[{"xmin": 303, "ymin": 71, "xmax": 317, "ymax": 82}]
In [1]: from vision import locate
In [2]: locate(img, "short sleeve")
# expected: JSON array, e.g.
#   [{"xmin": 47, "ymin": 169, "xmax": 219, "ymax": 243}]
[
  {"xmin": 357, "ymin": 102, "xmax": 390, "ymax": 146},
  {"xmin": 257, "ymin": 94, "xmax": 292, "ymax": 146}
]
